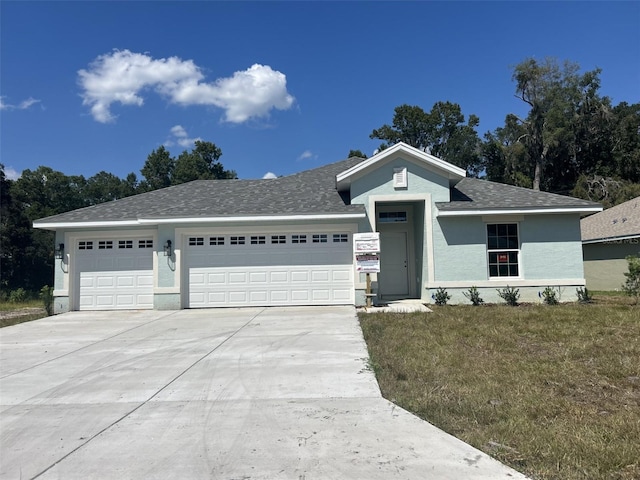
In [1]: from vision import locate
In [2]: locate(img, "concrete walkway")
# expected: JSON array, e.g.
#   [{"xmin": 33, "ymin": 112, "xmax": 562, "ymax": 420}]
[{"xmin": 0, "ymin": 307, "xmax": 528, "ymax": 479}]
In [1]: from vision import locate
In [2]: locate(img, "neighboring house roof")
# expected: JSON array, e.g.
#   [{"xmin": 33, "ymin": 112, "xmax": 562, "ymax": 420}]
[
  {"xmin": 34, "ymin": 157, "xmax": 367, "ymax": 229},
  {"xmin": 581, "ymin": 196, "xmax": 640, "ymax": 243},
  {"xmin": 436, "ymin": 178, "xmax": 602, "ymax": 216},
  {"xmin": 336, "ymin": 142, "xmax": 466, "ymax": 192}
]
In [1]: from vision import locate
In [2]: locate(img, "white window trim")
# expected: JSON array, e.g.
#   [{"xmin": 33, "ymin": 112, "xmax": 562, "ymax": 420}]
[{"xmin": 486, "ymin": 222, "xmax": 522, "ymax": 280}]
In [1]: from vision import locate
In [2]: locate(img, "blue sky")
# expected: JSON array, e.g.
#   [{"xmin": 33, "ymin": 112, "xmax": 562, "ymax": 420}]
[{"xmin": 1, "ymin": 1, "xmax": 639, "ymax": 182}]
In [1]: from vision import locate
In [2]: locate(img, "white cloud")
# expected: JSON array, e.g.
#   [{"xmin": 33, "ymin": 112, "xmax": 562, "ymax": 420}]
[
  {"xmin": 78, "ymin": 49, "xmax": 295, "ymax": 123},
  {"xmin": 0, "ymin": 96, "xmax": 41, "ymax": 111},
  {"xmin": 164, "ymin": 125, "xmax": 202, "ymax": 148},
  {"xmin": 262, "ymin": 172, "xmax": 277, "ymax": 179},
  {"xmin": 3, "ymin": 166, "xmax": 21, "ymax": 180},
  {"xmin": 297, "ymin": 150, "xmax": 316, "ymax": 161}
]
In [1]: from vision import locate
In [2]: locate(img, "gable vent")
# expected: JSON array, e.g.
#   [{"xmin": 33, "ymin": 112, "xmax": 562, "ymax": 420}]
[{"xmin": 393, "ymin": 167, "xmax": 408, "ymax": 189}]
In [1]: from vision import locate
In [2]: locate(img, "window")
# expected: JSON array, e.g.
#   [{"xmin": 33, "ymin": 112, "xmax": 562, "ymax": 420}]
[
  {"xmin": 291, "ymin": 234, "xmax": 307, "ymax": 244},
  {"xmin": 98, "ymin": 240, "xmax": 113, "ymax": 250},
  {"xmin": 312, "ymin": 234, "xmax": 327, "ymax": 243},
  {"xmin": 487, "ymin": 224, "xmax": 520, "ymax": 278},
  {"xmin": 230, "ymin": 236, "xmax": 245, "ymax": 245},
  {"xmin": 378, "ymin": 211, "xmax": 407, "ymax": 223},
  {"xmin": 271, "ymin": 235, "xmax": 286, "ymax": 244},
  {"xmin": 79, "ymin": 241, "xmax": 93, "ymax": 250},
  {"xmin": 333, "ymin": 233, "xmax": 348, "ymax": 243},
  {"xmin": 250, "ymin": 236, "xmax": 266, "ymax": 245},
  {"xmin": 189, "ymin": 237, "xmax": 204, "ymax": 246},
  {"xmin": 118, "ymin": 240, "xmax": 133, "ymax": 249},
  {"xmin": 138, "ymin": 239, "xmax": 153, "ymax": 249},
  {"xmin": 209, "ymin": 237, "xmax": 224, "ymax": 246}
]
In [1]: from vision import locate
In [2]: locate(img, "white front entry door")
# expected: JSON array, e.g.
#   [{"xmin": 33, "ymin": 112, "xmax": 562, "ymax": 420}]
[
  {"xmin": 184, "ymin": 231, "xmax": 354, "ymax": 307},
  {"xmin": 74, "ymin": 238, "xmax": 154, "ymax": 310},
  {"xmin": 379, "ymin": 231, "xmax": 409, "ymax": 297}
]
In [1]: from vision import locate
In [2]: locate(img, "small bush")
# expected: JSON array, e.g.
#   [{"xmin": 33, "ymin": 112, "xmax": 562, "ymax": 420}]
[
  {"xmin": 9, "ymin": 288, "xmax": 27, "ymax": 303},
  {"xmin": 622, "ymin": 255, "xmax": 640, "ymax": 305},
  {"xmin": 40, "ymin": 285, "xmax": 54, "ymax": 316},
  {"xmin": 576, "ymin": 287, "xmax": 593, "ymax": 304},
  {"xmin": 463, "ymin": 286, "xmax": 484, "ymax": 306},
  {"xmin": 541, "ymin": 286, "xmax": 559, "ymax": 305},
  {"xmin": 497, "ymin": 285, "xmax": 520, "ymax": 306},
  {"xmin": 432, "ymin": 287, "xmax": 451, "ymax": 306}
]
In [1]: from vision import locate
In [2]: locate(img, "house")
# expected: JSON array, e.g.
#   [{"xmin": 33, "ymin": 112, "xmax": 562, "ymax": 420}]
[
  {"xmin": 34, "ymin": 143, "xmax": 602, "ymax": 313},
  {"xmin": 581, "ymin": 196, "xmax": 640, "ymax": 290}
]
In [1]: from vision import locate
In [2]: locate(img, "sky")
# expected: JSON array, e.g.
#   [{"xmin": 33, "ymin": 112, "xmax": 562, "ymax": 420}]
[{"xmin": 1, "ymin": 1, "xmax": 639, "ymax": 182}]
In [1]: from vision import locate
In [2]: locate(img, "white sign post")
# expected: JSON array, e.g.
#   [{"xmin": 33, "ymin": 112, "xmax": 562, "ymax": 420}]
[{"xmin": 353, "ymin": 233, "xmax": 381, "ymax": 308}]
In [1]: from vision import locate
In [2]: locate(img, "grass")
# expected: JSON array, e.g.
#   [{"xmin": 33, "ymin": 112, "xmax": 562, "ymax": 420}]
[
  {"xmin": 359, "ymin": 300, "xmax": 639, "ymax": 480},
  {"xmin": 0, "ymin": 299, "xmax": 48, "ymax": 328}
]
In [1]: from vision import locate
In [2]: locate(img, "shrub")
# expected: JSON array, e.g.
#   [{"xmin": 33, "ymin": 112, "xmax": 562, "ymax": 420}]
[
  {"xmin": 8, "ymin": 288, "xmax": 27, "ymax": 303},
  {"xmin": 463, "ymin": 286, "xmax": 484, "ymax": 306},
  {"xmin": 497, "ymin": 285, "xmax": 520, "ymax": 306},
  {"xmin": 40, "ymin": 285, "xmax": 54, "ymax": 316},
  {"xmin": 576, "ymin": 287, "xmax": 593, "ymax": 304},
  {"xmin": 541, "ymin": 286, "xmax": 559, "ymax": 305},
  {"xmin": 432, "ymin": 287, "xmax": 451, "ymax": 306},
  {"xmin": 622, "ymin": 255, "xmax": 640, "ymax": 305}
]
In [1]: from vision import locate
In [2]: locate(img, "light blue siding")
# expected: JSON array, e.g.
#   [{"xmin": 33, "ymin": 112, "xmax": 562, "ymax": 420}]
[
  {"xmin": 433, "ymin": 216, "xmax": 487, "ymax": 282},
  {"xmin": 520, "ymin": 214, "xmax": 584, "ymax": 280},
  {"xmin": 350, "ymin": 157, "xmax": 450, "ymax": 207}
]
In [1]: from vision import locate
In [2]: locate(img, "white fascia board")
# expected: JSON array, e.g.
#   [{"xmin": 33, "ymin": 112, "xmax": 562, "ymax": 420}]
[
  {"xmin": 33, "ymin": 219, "xmax": 142, "ymax": 230},
  {"xmin": 336, "ymin": 142, "xmax": 466, "ymax": 188},
  {"xmin": 140, "ymin": 213, "xmax": 367, "ymax": 224},
  {"xmin": 437, "ymin": 206, "xmax": 603, "ymax": 217},
  {"xmin": 582, "ymin": 234, "xmax": 640, "ymax": 244},
  {"xmin": 35, "ymin": 213, "xmax": 368, "ymax": 230}
]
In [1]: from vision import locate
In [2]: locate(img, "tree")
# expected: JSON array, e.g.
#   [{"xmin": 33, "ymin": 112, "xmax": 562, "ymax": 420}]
[
  {"xmin": 482, "ymin": 114, "xmax": 530, "ymax": 187},
  {"xmin": 347, "ymin": 149, "xmax": 368, "ymax": 159},
  {"xmin": 7, "ymin": 166, "xmax": 88, "ymax": 291},
  {"xmin": 84, "ymin": 171, "xmax": 133, "ymax": 205},
  {"xmin": 173, "ymin": 141, "xmax": 236, "ymax": 184},
  {"xmin": 140, "ymin": 146, "xmax": 174, "ymax": 191},
  {"xmin": 370, "ymin": 102, "xmax": 482, "ymax": 175},
  {"xmin": 511, "ymin": 58, "xmax": 608, "ymax": 191}
]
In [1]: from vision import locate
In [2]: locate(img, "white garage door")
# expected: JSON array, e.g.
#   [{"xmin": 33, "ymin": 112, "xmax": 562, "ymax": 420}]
[
  {"xmin": 185, "ymin": 231, "xmax": 354, "ymax": 307},
  {"xmin": 74, "ymin": 238, "xmax": 154, "ymax": 310}
]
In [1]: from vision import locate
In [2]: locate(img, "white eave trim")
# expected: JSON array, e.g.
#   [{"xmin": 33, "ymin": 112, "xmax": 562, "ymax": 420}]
[
  {"xmin": 34, "ymin": 213, "xmax": 366, "ymax": 229},
  {"xmin": 336, "ymin": 142, "xmax": 466, "ymax": 189},
  {"xmin": 437, "ymin": 206, "xmax": 603, "ymax": 217},
  {"xmin": 582, "ymin": 233, "xmax": 640, "ymax": 244}
]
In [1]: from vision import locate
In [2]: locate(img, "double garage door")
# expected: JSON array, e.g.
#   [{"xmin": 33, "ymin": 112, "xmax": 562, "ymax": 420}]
[
  {"xmin": 185, "ymin": 231, "xmax": 354, "ymax": 307},
  {"xmin": 74, "ymin": 238, "xmax": 154, "ymax": 310}
]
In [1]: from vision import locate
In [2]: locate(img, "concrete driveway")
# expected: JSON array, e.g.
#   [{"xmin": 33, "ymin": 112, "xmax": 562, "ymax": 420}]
[{"xmin": 1, "ymin": 307, "xmax": 527, "ymax": 479}]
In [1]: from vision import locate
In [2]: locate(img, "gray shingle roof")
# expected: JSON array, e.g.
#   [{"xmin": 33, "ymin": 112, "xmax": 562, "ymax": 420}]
[
  {"xmin": 436, "ymin": 178, "xmax": 602, "ymax": 213},
  {"xmin": 35, "ymin": 157, "xmax": 367, "ymax": 225},
  {"xmin": 581, "ymin": 196, "xmax": 640, "ymax": 242}
]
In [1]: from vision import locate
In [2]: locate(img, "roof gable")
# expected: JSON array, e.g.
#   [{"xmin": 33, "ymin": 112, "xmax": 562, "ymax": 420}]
[
  {"xmin": 581, "ymin": 196, "xmax": 640, "ymax": 243},
  {"xmin": 336, "ymin": 142, "xmax": 466, "ymax": 192}
]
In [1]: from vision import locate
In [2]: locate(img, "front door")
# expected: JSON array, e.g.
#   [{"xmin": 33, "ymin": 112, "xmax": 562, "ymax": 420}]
[{"xmin": 379, "ymin": 231, "xmax": 409, "ymax": 297}]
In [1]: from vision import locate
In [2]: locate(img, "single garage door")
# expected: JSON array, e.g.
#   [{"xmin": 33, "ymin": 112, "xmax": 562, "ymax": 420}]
[
  {"xmin": 185, "ymin": 231, "xmax": 354, "ymax": 307},
  {"xmin": 74, "ymin": 238, "xmax": 154, "ymax": 310}
]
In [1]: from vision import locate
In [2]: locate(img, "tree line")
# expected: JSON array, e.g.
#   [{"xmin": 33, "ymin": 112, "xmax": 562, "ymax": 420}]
[{"xmin": 2, "ymin": 57, "xmax": 639, "ymax": 294}]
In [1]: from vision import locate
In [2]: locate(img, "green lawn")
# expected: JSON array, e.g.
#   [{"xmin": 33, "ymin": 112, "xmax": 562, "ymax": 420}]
[
  {"xmin": 0, "ymin": 300, "xmax": 48, "ymax": 327},
  {"xmin": 359, "ymin": 299, "xmax": 639, "ymax": 480}
]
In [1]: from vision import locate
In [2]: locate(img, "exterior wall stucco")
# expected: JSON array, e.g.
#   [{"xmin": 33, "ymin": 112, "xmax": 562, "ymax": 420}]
[
  {"xmin": 583, "ymin": 241, "xmax": 640, "ymax": 290},
  {"xmin": 350, "ymin": 156, "xmax": 450, "ymax": 206},
  {"xmin": 429, "ymin": 213, "xmax": 587, "ymax": 304}
]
